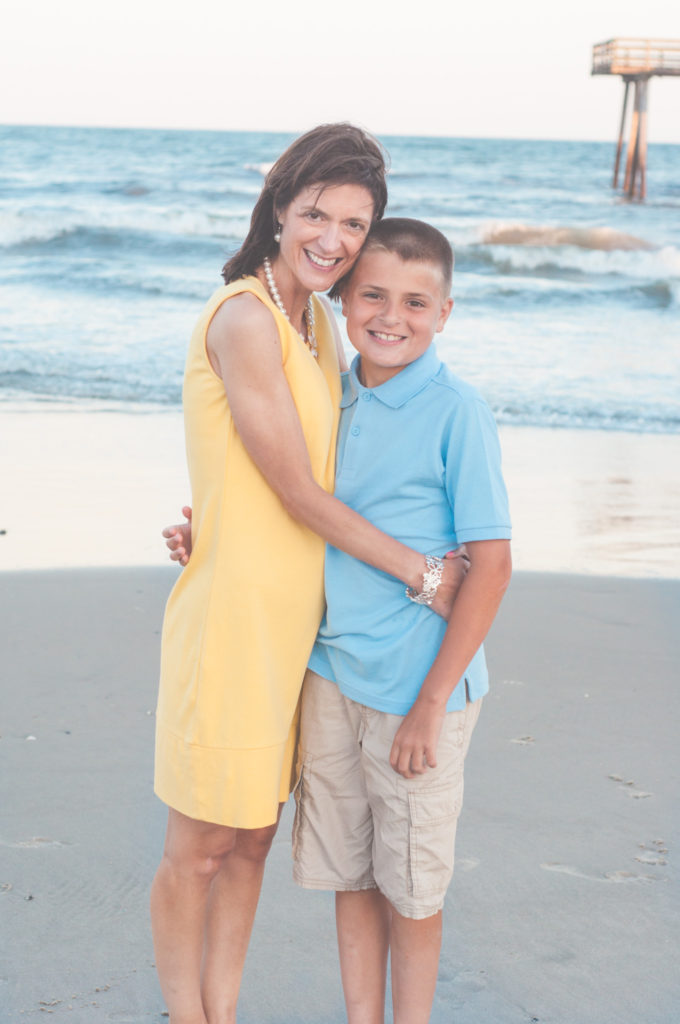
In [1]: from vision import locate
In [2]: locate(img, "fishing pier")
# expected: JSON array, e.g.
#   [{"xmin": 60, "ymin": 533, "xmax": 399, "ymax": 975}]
[{"xmin": 592, "ymin": 38, "xmax": 680, "ymax": 200}]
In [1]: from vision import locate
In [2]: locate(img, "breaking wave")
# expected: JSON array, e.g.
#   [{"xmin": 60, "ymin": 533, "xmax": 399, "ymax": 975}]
[
  {"xmin": 0, "ymin": 208, "xmax": 251, "ymax": 248},
  {"xmin": 480, "ymin": 223, "xmax": 654, "ymax": 251},
  {"xmin": 455, "ymin": 225, "xmax": 680, "ymax": 284}
]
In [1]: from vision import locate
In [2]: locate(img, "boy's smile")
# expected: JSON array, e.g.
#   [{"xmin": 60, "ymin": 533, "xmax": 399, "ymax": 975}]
[{"xmin": 341, "ymin": 249, "xmax": 453, "ymax": 389}]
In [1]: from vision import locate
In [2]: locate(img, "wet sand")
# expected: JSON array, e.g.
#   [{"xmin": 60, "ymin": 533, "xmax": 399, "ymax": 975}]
[
  {"xmin": 1, "ymin": 409, "xmax": 679, "ymax": 577},
  {"xmin": 1, "ymin": 568, "xmax": 678, "ymax": 1022}
]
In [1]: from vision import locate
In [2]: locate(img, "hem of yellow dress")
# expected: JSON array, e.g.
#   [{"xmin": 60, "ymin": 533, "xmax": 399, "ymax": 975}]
[{"xmin": 154, "ymin": 719, "xmax": 298, "ymax": 830}]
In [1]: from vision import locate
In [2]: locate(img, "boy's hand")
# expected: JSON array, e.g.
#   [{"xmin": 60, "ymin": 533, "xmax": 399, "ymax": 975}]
[
  {"xmin": 389, "ymin": 700, "xmax": 446, "ymax": 779},
  {"xmin": 162, "ymin": 506, "xmax": 193, "ymax": 566},
  {"xmin": 429, "ymin": 547, "xmax": 469, "ymax": 621}
]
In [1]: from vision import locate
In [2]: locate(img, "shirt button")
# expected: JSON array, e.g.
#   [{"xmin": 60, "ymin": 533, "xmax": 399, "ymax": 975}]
[
  {"xmin": 351, "ymin": 426, "xmax": 360, "ymax": 436},
  {"xmin": 362, "ymin": 392, "xmax": 371, "ymax": 401}
]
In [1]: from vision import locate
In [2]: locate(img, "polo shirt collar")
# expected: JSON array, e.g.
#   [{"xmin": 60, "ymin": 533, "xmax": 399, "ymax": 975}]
[{"xmin": 340, "ymin": 345, "xmax": 441, "ymax": 409}]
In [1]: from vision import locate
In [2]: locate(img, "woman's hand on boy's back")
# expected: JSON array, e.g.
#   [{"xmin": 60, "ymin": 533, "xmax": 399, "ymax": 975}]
[
  {"xmin": 162, "ymin": 506, "xmax": 193, "ymax": 566},
  {"xmin": 429, "ymin": 547, "xmax": 469, "ymax": 620}
]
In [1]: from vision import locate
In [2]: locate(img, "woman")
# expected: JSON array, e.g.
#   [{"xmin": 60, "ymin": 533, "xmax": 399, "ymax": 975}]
[{"xmin": 152, "ymin": 123, "xmax": 464, "ymax": 1024}]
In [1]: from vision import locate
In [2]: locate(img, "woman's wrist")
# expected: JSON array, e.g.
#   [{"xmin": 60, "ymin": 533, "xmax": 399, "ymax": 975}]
[
  {"xmin": 404, "ymin": 551, "xmax": 429, "ymax": 592},
  {"xmin": 406, "ymin": 555, "xmax": 445, "ymax": 605}
]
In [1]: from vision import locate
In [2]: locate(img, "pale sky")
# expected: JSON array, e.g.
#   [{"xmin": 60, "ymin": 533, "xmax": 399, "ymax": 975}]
[{"xmin": 2, "ymin": 0, "xmax": 678, "ymax": 141}]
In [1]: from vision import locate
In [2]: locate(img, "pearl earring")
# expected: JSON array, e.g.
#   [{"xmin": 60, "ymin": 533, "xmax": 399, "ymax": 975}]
[{"xmin": 274, "ymin": 224, "xmax": 282, "ymax": 243}]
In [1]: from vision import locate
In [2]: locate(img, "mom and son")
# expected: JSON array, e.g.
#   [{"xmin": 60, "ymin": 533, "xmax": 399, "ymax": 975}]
[{"xmin": 166, "ymin": 217, "xmax": 511, "ymax": 1022}]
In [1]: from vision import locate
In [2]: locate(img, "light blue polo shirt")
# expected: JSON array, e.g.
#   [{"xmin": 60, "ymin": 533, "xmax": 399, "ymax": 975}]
[{"xmin": 308, "ymin": 344, "xmax": 512, "ymax": 714}]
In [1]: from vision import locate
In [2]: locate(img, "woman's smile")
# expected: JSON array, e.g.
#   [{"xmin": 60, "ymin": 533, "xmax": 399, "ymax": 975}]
[
  {"xmin": 274, "ymin": 183, "xmax": 375, "ymax": 299},
  {"xmin": 304, "ymin": 249, "xmax": 342, "ymax": 270}
]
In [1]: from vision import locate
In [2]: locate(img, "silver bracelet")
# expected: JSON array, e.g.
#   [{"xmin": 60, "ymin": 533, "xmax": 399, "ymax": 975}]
[{"xmin": 405, "ymin": 555, "xmax": 445, "ymax": 606}]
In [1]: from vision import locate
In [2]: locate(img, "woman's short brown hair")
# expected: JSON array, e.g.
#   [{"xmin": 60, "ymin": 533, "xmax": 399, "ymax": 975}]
[{"xmin": 222, "ymin": 123, "xmax": 388, "ymax": 284}]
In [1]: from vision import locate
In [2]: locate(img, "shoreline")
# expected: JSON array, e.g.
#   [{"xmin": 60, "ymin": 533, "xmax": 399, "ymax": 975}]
[{"xmin": 1, "ymin": 409, "xmax": 678, "ymax": 578}]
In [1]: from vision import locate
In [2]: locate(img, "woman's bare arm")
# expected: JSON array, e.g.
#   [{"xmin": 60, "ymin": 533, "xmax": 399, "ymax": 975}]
[{"xmin": 164, "ymin": 300, "xmax": 347, "ymax": 567}]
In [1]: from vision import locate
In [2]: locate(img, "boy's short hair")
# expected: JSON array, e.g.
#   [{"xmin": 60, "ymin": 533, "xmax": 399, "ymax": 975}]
[{"xmin": 329, "ymin": 217, "xmax": 454, "ymax": 300}]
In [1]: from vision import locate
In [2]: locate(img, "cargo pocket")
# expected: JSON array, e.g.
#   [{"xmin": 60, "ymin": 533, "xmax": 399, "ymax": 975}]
[{"xmin": 407, "ymin": 780, "xmax": 463, "ymax": 898}]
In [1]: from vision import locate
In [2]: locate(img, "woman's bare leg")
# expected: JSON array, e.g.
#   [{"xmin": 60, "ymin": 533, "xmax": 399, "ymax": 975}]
[
  {"xmin": 335, "ymin": 889, "xmax": 391, "ymax": 1024},
  {"xmin": 390, "ymin": 909, "xmax": 442, "ymax": 1024},
  {"xmin": 201, "ymin": 808, "xmax": 283, "ymax": 1023},
  {"xmin": 151, "ymin": 809, "xmax": 236, "ymax": 1022},
  {"xmin": 150, "ymin": 807, "xmax": 279, "ymax": 1024}
]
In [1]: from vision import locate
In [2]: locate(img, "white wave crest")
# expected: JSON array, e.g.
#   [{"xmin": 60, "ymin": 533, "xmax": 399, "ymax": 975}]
[
  {"xmin": 244, "ymin": 162, "xmax": 274, "ymax": 176},
  {"xmin": 0, "ymin": 206, "xmax": 251, "ymax": 247},
  {"xmin": 479, "ymin": 242, "xmax": 680, "ymax": 280},
  {"xmin": 0, "ymin": 211, "xmax": 64, "ymax": 247},
  {"xmin": 441, "ymin": 220, "xmax": 680, "ymax": 280},
  {"xmin": 480, "ymin": 221, "xmax": 653, "ymax": 252}
]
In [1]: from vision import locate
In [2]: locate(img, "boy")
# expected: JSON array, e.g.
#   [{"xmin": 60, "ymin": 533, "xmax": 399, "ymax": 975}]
[{"xmin": 292, "ymin": 218, "xmax": 512, "ymax": 1024}]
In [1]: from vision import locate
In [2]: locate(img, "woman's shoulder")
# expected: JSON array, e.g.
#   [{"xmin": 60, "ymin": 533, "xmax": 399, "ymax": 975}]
[
  {"xmin": 208, "ymin": 277, "xmax": 274, "ymax": 327},
  {"xmin": 207, "ymin": 279, "xmax": 280, "ymax": 352}
]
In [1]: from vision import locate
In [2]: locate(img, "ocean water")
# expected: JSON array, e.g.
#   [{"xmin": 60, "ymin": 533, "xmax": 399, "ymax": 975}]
[{"xmin": 1, "ymin": 125, "xmax": 679, "ymax": 433}]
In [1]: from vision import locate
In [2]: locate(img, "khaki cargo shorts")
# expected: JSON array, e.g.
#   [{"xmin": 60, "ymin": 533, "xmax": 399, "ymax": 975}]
[{"xmin": 292, "ymin": 669, "xmax": 481, "ymax": 920}]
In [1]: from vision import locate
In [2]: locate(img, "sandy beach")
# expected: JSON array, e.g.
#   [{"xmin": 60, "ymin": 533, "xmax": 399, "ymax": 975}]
[
  {"xmin": 1, "ymin": 409, "xmax": 679, "ymax": 577},
  {"xmin": 1, "ymin": 409, "xmax": 679, "ymax": 1021},
  {"xmin": 2, "ymin": 567, "xmax": 678, "ymax": 1023}
]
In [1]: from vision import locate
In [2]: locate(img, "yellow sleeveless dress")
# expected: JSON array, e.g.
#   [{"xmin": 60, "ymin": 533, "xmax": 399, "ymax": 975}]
[{"xmin": 155, "ymin": 277, "xmax": 341, "ymax": 828}]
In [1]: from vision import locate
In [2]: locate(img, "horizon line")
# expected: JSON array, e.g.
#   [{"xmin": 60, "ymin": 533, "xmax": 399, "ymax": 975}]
[{"xmin": 3, "ymin": 120, "xmax": 680, "ymax": 146}]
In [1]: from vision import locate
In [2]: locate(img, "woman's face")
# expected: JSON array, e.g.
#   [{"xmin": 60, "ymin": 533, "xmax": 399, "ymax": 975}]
[{"xmin": 275, "ymin": 183, "xmax": 375, "ymax": 293}]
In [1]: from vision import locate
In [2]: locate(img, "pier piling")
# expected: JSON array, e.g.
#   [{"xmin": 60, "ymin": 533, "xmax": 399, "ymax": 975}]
[{"xmin": 612, "ymin": 79, "xmax": 630, "ymax": 189}]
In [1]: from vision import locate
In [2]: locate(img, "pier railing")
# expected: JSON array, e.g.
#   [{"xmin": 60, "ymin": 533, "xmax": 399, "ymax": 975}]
[{"xmin": 592, "ymin": 38, "xmax": 680, "ymax": 77}]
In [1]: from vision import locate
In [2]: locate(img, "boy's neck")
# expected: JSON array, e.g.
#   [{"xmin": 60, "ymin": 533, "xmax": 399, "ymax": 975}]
[{"xmin": 356, "ymin": 361, "xmax": 380, "ymax": 389}]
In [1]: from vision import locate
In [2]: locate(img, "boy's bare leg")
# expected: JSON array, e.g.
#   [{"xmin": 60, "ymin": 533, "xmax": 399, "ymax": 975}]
[
  {"xmin": 390, "ymin": 909, "xmax": 442, "ymax": 1024},
  {"xmin": 336, "ymin": 889, "xmax": 391, "ymax": 1024}
]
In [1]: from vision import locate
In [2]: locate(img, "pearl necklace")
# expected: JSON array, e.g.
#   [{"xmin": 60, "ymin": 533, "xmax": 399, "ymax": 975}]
[{"xmin": 262, "ymin": 257, "xmax": 318, "ymax": 359}]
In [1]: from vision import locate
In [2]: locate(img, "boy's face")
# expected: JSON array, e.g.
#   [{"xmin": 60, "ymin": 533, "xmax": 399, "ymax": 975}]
[{"xmin": 341, "ymin": 249, "xmax": 453, "ymax": 388}]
